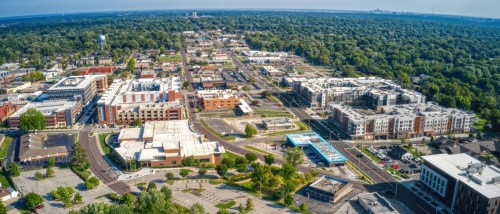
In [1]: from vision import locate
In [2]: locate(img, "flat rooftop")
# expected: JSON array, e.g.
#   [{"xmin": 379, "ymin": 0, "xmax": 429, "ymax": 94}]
[
  {"xmin": 10, "ymin": 100, "xmax": 80, "ymax": 118},
  {"xmin": 422, "ymin": 153, "xmax": 500, "ymax": 198},
  {"xmin": 309, "ymin": 175, "xmax": 349, "ymax": 193},
  {"xmin": 358, "ymin": 193, "xmax": 397, "ymax": 214},
  {"xmin": 47, "ymin": 76, "xmax": 93, "ymax": 90},
  {"xmin": 287, "ymin": 132, "xmax": 347, "ymax": 163}
]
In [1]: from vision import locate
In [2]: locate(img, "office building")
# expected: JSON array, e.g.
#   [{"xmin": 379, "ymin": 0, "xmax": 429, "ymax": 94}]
[
  {"xmin": 262, "ymin": 118, "xmax": 294, "ymax": 130},
  {"xmin": 97, "ymin": 77, "xmax": 183, "ymax": 125},
  {"xmin": 306, "ymin": 175, "xmax": 353, "ymax": 203},
  {"xmin": 357, "ymin": 193, "xmax": 399, "ymax": 214},
  {"xmin": 420, "ymin": 154, "xmax": 500, "ymax": 214},
  {"xmin": 115, "ymin": 120, "xmax": 225, "ymax": 167},
  {"xmin": 196, "ymin": 89, "xmax": 240, "ymax": 110},
  {"xmin": 9, "ymin": 100, "xmax": 83, "ymax": 128},
  {"xmin": 47, "ymin": 75, "xmax": 105, "ymax": 106}
]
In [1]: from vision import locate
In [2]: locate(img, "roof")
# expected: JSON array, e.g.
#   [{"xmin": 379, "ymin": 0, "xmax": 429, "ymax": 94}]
[
  {"xmin": 287, "ymin": 132, "xmax": 347, "ymax": 163},
  {"xmin": 391, "ymin": 145, "xmax": 411, "ymax": 156},
  {"xmin": 309, "ymin": 175, "xmax": 350, "ymax": 193},
  {"xmin": 422, "ymin": 153, "xmax": 500, "ymax": 198},
  {"xmin": 47, "ymin": 76, "xmax": 94, "ymax": 90},
  {"xmin": 358, "ymin": 193, "xmax": 398, "ymax": 214},
  {"xmin": 18, "ymin": 133, "xmax": 75, "ymax": 160},
  {"xmin": 10, "ymin": 100, "xmax": 80, "ymax": 118}
]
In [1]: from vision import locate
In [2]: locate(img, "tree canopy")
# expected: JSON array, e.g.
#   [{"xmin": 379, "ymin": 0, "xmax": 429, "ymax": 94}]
[{"xmin": 19, "ymin": 108, "xmax": 46, "ymax": 131}]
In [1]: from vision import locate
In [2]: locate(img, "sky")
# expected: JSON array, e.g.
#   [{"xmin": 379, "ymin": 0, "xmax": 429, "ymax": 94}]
[{"xmin": 1, "ymin": 0, "xmax": 499, "ymax": 19}]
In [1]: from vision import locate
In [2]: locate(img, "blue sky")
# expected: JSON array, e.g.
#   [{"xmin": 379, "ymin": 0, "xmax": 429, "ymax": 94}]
[{"xmin": 1, "ymin": 0, "xmax": 499, "ymax": 18}]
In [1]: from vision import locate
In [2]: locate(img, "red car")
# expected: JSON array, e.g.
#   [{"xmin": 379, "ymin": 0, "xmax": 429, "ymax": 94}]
[
  {"xmin": 392, "ymin": 164, "xmax": 400, "ymax": 169},
  {"xmin": 34, "ymin": 204, "xmax": 44, "ymax": 210},
  {"xmin": 378, "ymin": 161, "xmax": 385, "ymax": 165}
]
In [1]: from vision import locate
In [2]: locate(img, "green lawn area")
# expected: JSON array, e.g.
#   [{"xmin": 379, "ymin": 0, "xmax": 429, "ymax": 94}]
[
  {"xmin": 215, "ymin": 200, "xmax": 236, "ymax": 209},
  {"xmin": 1, "ymin": 136, "xmax": 12, "ymax": 158},
  {"xmin": 98, "ymin": 134, "xmax": 111, "ymax": 155},
  {"xmin": 223, "ymin": 151, "xmax": 241, "ymax": 159},
  {"xmin": 294, "ymin": 66, "xmax": 315, "ymax": 73},
  {"xmin": 158, "ymin": 54, "xmax": 182, "ymax": 62},
  {"xmin": 255, "ymin": 109, "xmax": 294, "ymax": 118},
  {"xmin": 360, "ymin": 148, "xmax": 382, "ymax": 162},
  {"xmin": 200, "ymin": 119, "xmax": 235, "ymax": 141},
  {"xmin": 263, "ymin": 129, "xmax": 304, "ymax": 136},
  {"xmin": 294, "ymin": 121, "xmax": 310, "ymax": 131},
  {"xmin": 0, "ymin": 171, "xmax": 11, "ymax": 188},
  {"xmin": 243, "ymin": 145, "xmax": 274, "ymax": 156},
  {"xmin": 473, "ymin": 114, "xmax": 487, "ymax": 130}
]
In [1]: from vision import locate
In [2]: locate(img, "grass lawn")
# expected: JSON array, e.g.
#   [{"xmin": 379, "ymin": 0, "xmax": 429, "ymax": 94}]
[
  {"xmin": 360, "ymin": 148, "xmax": 382, "ymax": 162},
  {"xmin": 215, "ymin": 200, "xmax": 236, "ymax": 209},
  {"xmin": 158, "ymin": 54, "xmax": 182, "ymax": 62},
  {"xmin": 402, "ymin": 146, "xmax": 422, "ymax": 158},
  {"xmin": 294, "ymin": 121, "xmax": 310, "ymax": 131},
  {"xmin": 255, "ymin": 109, "xmax": 293, "ymax": 118},
  {"xmin": 1, "ymin": 136, "xmax": 12, "ymax": 158},
  {"xmin": 473, "ymin": 114, "xmax": 487, "ymax": 130},
  {"xmin": 263, "ymin": 129, "xmax": 304, "ymax": 136},
  {"xmin": 98, "ymin": 134, "xmax": 111, "ymax": 155},
  {"xmin": 0, "ymin": 171, "xmax": 11, "ymax": 188},
  {"xmin": 223, "ymin": 151, "xmax": 241, "ymax": 159},
  {"xmin": 243, "ymin": 145, "xmax": 274, "ymax": 156}
]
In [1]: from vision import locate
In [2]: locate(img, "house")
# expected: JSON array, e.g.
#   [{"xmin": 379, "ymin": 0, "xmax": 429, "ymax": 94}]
[
  {"xmin": 433, "ymin": 136, "xmax": 456, "ymax": 149},
  {"xmin": 98, "ymin": 57, "xmax": 113, "ymax": 65},
  {"xmin": 391, "ymin": 145, "xmax": 414, "ymax": 160}
]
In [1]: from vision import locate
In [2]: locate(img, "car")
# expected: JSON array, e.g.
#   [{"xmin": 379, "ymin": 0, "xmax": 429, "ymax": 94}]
[
  {"xmin": 34, "ymin": 204, "xmax": 45, "ymax": 210},
  {"xmin": 356, "ymin": 153, "xmax": 363, "ymax": 158},
  {"xmin": 409, "ymin": 164, "xmax": 418, "ymax": 168}
]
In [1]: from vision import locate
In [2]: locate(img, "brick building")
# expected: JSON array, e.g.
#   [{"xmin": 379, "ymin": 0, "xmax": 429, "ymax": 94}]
[
  {"xmin": 196, "ymin": 89, "xmax": 240, "ymax": 110},
  {"xmin": 0, "ymin": 102, "xmax": 19, "ymax": 122},
  {"xmin": 9, "ymin": 100, "xmax": 82, "ymax": 128},
  {"xmin": 79, "ymin": 66, "xmax": 115, "ymax": 75}
]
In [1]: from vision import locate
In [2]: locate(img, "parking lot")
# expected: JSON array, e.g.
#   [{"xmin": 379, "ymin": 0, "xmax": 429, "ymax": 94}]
[
  {"xmin": 203, "ymin": 118, "xmax": 245, "ymax": 136},
  {"xmin": 12, "ymin": 168, "xmax": 113, "ymax": 214},
  {"xmin": 363, "ymin": 145, "xmax": 423, "ymax": 178}
]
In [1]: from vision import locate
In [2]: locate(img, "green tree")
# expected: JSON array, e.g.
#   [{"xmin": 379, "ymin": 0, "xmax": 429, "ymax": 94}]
[
  {"xmin": 217, "ymin": 209, "xmax": 230, "ymax": 214},
  {"xmin": 182, "ymin": 81, "xmax": 191, "ymax": 89},
  {"xmin": 121, "ymin": 193, "xmax": 135, "ymax": 206},
  {"xmin": 47, "ymin": 157, "xmax": 56, "ymax": 168},
  {"xmin": 160, "ymin": 186, "xmax": 172, "ymax": 201},
  {"xmin": 24, "ymin": 192, "xmax": 44, "ymax": 210},
  {"xmin": 127, "ymin": 58, "xmax": 136, "ymax": 72},
  {"xmin": 216, "ymin": 164, "xmax": 228, "ymax": 177},
  {"xmin": 179, "ymin": 169, "xmax": 191, "ymax": 178},
  {"xmin": 245, "ymin": 198, "xmax": 254, "ymax": 211},
  {"xmin": 73, "ymin": 192, "xmax": 83, "ymax": 204},
  {"xmin": 165, "ymin": 172, "xmax": 175, "ymax": 181},
  {"xmin": 245, "ymin": 153, "xmax": 258, "ymax": 162},
  {"xmin": 0, "ymin": 200, "xmax": 6, "ymax": 214},
  {"xmin": 284, "ymin": 147, "xmax": 304, "ymax": 167},
  {"xmin": 198, "ymin": 167, "xmax": 207, "ymax": 178},
  {"xmin": 284, "ymin": 194, "xmax": 294, "ymax": 206},
  {"xmin": 84, "ymin": 177, "xmax": 100, "ymax": 189},
  {"xmin": 245, "ymin": 124, "xmax": 257, "ymax": 138},
  {"xmin": 34, "ymin": 171, "xmax": 44, "ymax": 180},
  {"xmin": 147, "ymin": 181, "xmax": 157, "ymax": 191},
  {"xmin": 221, "ymin": 158, "xmax": 235, "ymax": 168},
  {"xmin": 70, "ymin": 141, "xmax": 89, "ymax": 170},
  {"xmin": 73, "ymin": 203, "xmax": 110, "ymax": 214},
  {"xmin": 190, "ymin": 203, "xmax": 206, "ymax": 214},
  {"xmin": 282, "ymin": 163, "xmax": 297, "ymax": 180},
  {"xmin": 10, "ymin": 163, "xmax": 20, "ymax": 177},
  {"xmin": 264, "ymin": 154, "xmax": 275, "ymax": 165},
  {"xmin": 261, "ymin": 90, "xmax": 271, "ymax": 97},
  {"xmin": 19, "ymin": 108, "xmax": 46, "ymax": 131},
  {"xmin": 51, "ymin": 186, "xmax": 75, "ymax": 201},
  {"xmin": 46, "ymin": 166, "xmax": 55, "ymax": 178},
  {"xmin": 299, "ymin": 203, "xmax": 308, "ymax": 212}
]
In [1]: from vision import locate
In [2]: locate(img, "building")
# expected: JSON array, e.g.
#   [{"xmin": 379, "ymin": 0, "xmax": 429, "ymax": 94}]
[
  {"xmin": 140, "ymin": 70, "xmax": 157, "ymax": 79},
  {"xmin": 238, "ymin": 99, "xmax": 254, "ymax": 115},
  {"xmin": 98, "ymin": 35, "xmax": 106, "ymax": 50},
  {"xmin": 93, "ymin": 75, "xmax": 109, "ymax": 93},
  {"xmin": 196, "ymin": 89, "xmax": 240, "ymax": 110},
  {"xmin": 18, "ymin": 133, "xmax": 75, "ymax": 163},
  {"xmin": 6, "ymin": 82, "xmax": 31, "ymax": 93},
  {"xmin": 0, "ymin": 102, "xmax": 19, "ymax": 122},
  {"xmin": 79, "ymin": 66, "xmax": 115, "ymax": 75},
  {"xmin": 98, "ymin": 57, "xmax": 112, "ymax": 65},
  {"xmin": 9, "ymin": 100, "xmax": 83, "ymax": 128},
  {"xmin": 81, "ymin": 56, "xmax": 95, "ymax": 65},
  {"xmin": 47, "ymin": 75, "xmax": 102, "ymax": 106},
  {"xmin": 357, "ymin": 193, "xmax": 399, "ymax": 214},
  {"xmin": 262, "ymin": 118, "xmax": 294, "ymax": 130},
  {"xmin": 330, "ymin": 102, "xmax": 476, "ymax": 140},
  {"xmin": 115, "ymin": 120, "xmax": 224, "ymax": 167},
  {"xmin": 420, "ymin": 154, "xmax": 500, "ymax": 214},
  {"xmin": 306, "ymin": 175, "xmax": 353, "ymax": 203},
  {"xmin": 97, "ymin": 78, "xmax": 183, "ymax": 125},
  {"xmin": 287, "ymin": 132, "xmax": 347, "ymax": 166},
  {"xmin": 391, "ymin": 145, "xmax": 414, "ymax": 161},
  {"xmin": 261, "ymin": 66, "xmax": 284, "ymax": 77},
  {"xmin": 0, "ymin": 187, "xmax": 19, "ymax": 202}
]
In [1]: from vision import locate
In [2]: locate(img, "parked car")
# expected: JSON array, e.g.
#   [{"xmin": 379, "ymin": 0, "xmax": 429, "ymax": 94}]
[{"xmin": 34, "ymin": 204, "xmax": 45, "ymax": 210}]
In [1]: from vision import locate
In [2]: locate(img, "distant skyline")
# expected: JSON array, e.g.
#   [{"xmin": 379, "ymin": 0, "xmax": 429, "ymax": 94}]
[{"xmin": 1, "ymin": 0, "xmax": 499, "ymax": 19}]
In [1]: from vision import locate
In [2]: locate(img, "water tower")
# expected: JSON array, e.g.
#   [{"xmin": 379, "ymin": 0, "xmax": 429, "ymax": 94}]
[{"xmin": 98, "ymin": 35, "xmax": 106, "ymax": 50}]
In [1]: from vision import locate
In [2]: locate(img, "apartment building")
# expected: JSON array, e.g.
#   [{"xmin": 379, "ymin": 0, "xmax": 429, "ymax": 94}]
[
  {"xmin": 47, "ymin": 75, "xmax": 106, "ymax": 106},
  {"xmin": 97, "ymin": 77, "xmax": 183, "ymax": 125},
  {"xmin": 196, "ymin": 89, "xmax": 240, "ymax": 110},
  {"xmin": 420, "ymin": 154, "xmax": 500, "ymax": 214},
  {"xmin": 0, "ymin": 102, "xmax": 19, "ymax": 122},
  {"xmin": 115, "ymin": 120, "xmax": 225, "ymax": 167},
  {"xmin": 330, "ymin": 102, "xmax": 475, "ymax": 140},
  {"xmin": 9, "ymin": 100, "xmax": 83, "ymax": 128}
]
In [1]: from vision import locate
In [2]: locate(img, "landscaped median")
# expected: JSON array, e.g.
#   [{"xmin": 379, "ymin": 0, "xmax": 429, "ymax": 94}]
[
  {"xmin": 200, "ymin": 119, "xmax": 236, "ymax": 141},
  {"xmin": 345, "ymin": 161, "xmax": 375, "ymax": 184}
]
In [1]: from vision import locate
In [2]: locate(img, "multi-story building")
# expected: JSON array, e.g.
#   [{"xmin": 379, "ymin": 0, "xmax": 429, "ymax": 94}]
[
  {"xmin": 0, "ymin": 102, "xmax": 19, "ymax": 122},
  {"xmin": 98, "ymin": 57, "xmax": 112, "ymax": 65},
  {"xmin": 47, "ymin": 76, "xmax": 103, "ymax": 106},
  {"xmin": 420, "ymin": 154, "xmax": 500, "ymax": 214},
  {"xmin": 330, "ymin": 102, "xmax": 475, "ymax": 140},
  {"xmin": 81, "ymin": 56, "xmax": 95, "ymax": 65},
  {"xmin": 97, "ymin": 77, "xmax": 183, "ymax": 125},
  {"xmin": 196, "ymin": 89, "xmax": 240, "ymax": 110},
  {"xmin": 9, "ymin": 100, "xmax": 83, "ymax": 128},
  {"xmin": 79, "ymin": 66, "xmax": 115, "ymax": 75},
  {"xmin": 115, "ymin": 120, "xmax": 225, "ymax": 167}
]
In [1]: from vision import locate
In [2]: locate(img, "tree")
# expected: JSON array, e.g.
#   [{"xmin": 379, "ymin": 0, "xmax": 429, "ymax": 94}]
[
  {"xmin": 165, "ymin": 172, "xmax": 175, "ymax": 181},
  {"xmin": 282, "ymin": 163, "xmax": 297, "ymax": 180},
  {"xmin": 10, "ymin": 163, "xmax": 20, "ymax": 177},
  {"xmin": 46, "ymin": 166, "xmax": 55, "ymax": 178},
  {"xmin": 245, "ymin": 124, "xmax": 257, "ymax": 138},
  {"xmin": 264, "ymin": 154, "xmax": 275, "ymax": 165},
  {"xmin": 24, "ymin": 192, "xmax": 44, "ymax": 210},
  {"xmin": 182, "ymin": 81, "xmax": 191, "ymax": 89},
  {"xmin": 190, "ymin": 203, "xmax": 206, "ymax": 214},
  {"xmin": 261, "ymin": 90, "xmax": 271, "ymax": 97},
  {"xmin": 217, "ymin": 209, "xmax": 230, "ymax": 214},
  {"xmin": 51, "ymin": 186, "xmax": 75, "ymax": 201},
  {"xmin": 34, "ymin": 171, "xmax": 44, "ymax": 180},
  {"xmin": 245, "ymin": 198, "xmax": 254, "ymax": 211},
  {"xmin": 284, "ymin": 194, "xmax": 294, "ymax": 206},
  {"xmin": 284, "ymin": 147, "xmax": 304, "ymax": 167},
  {"xmin": 121, "ymin": 193, "xmax": 135, "ymax": 206},
  {"xmin": 238, "ymin": 203, "xmax": 245, "ymax": 213},
  {"xmin": 147, "ymin": 181, "xmax": 157, "ymax": 191},
  {"xmin": 299, "ymin": 203, "xmax": 308, "ymax": 212},
  {"xmin": 198, "ymin": 167, "xmax": 207, "ymax": 178},
  {"xmin": 84, "ymin": 177, "xmax": 100, "ymax": 189},
  {"xmin": 0, "ymin": 200, "xmax": 6, "ymax": 214},
  {"xmin": 47, "ymin": 157, "xmax": 55, "ymax": 168},
  {"xmin": 245, "ymin": 153, "xmax": 258, "ymax": 162},
  {"xmin": 221, "ymin": 158, "xmax": 235, "ymax": 168},
  {"xmin": 127, "ymin": 58, "xmax": 136, "ymax": 72},
  {"xmin": 73, "ymin": 192, "xmax": 83, "ymax": 204},
  {"xmin": 19, "ymin": 108, "xmax": 46, "ymax": 131},
  {"xmin": 236, "ymin": 164, "xmax": 247, "ymax": 173},
  {"xmin": 216, "ymin": 164, "xmax": 228, "ymax": 177},
  {"xmin": 70, "ymin": 141, "xmax": 89, "ymax": 170},
  {"xmin": 160, "ymin": 186, "xmax": 172, "ymax": 200},
  {"xmin": 179, "ymin": 169, "xmax": 191, "ymax": 178}
]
